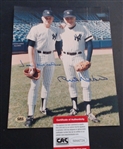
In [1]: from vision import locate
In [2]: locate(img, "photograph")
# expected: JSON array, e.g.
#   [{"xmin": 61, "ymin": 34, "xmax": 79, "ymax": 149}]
[
  {"xmin": 1, "ymin": 1, "xmax": 123, "ymax": 149},
  {"xmin": 7, "ymin": 5, "xmax": 120, "ymax": 128}
]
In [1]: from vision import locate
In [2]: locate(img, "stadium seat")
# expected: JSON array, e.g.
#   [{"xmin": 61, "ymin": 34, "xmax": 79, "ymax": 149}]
[{"xmin": 13, "ymin": 8, "xmax": 111, "ymax": 52}]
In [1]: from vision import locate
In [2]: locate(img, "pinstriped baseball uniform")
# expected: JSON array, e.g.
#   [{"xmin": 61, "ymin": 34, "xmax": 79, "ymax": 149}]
[
  {"xmin": 27, "ymin": 23, "xmax": 61, "ymax": 106},
  {"xmin": 59, "ymin": 24, "xmax": 93, "ymax": 101}
]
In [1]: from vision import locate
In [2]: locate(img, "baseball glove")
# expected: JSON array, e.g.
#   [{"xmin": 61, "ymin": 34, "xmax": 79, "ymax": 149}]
[
  {"xmin": 23, "ymin": 68, "xmax": 41, "ymax": 80},
  {"xmin": 75, "ymin": 61, "xmax": 91, "ymax": 72}
]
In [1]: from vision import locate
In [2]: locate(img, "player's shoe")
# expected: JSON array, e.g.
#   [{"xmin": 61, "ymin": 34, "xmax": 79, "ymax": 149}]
[
  {"xmin": 40, "ymin": 108, "xmax": 51, "ymax": 115},
  {"xmin": 69, "ymin": 108, "xmax": 79, "ymax": 116},
  {"xmin": 25, "ymin": 116, "xmax": 34, "ymax": 127},
  {"xmin": 87, "ymin": 113, "xmax": 100, "ymax": 123}
]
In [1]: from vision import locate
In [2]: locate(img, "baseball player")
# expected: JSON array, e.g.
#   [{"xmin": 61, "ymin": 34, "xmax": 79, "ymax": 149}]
[
  {"xmin": 25, "ymin": 10, "xmax": 61, "ymax": 127},
  {"xmin": 59, "ymin": 10, "xmax": 100, "ymax": 123}
]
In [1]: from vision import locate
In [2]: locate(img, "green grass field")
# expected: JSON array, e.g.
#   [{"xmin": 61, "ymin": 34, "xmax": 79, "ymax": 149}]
[{"xmin": 8, "ymin": 54, "xmax": 120, "ymax": 128}]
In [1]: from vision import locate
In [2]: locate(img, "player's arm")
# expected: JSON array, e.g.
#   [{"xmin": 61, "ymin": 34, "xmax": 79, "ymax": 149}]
[
  {"xmin": 26, "ymin": 26, "xmax": 37, "ymax": 68},
  {"xmin": 83, "ymin": 25, "xmax": 93, "ymax": 62},
  {"xmin": 55, "ymin": 40, "xmax": 62, "ymax": 58},
  {"xmin": 55, "ymin": 27, "xmax": 63, "ymax": 58},
  {"xmin": 59, "ymin": 23, "xmax": 66, "ymax": 29},
  {"xmin": 86, "ymin": 39, "xmax": 93, "ymax": 62},
  {"xmin": 28, "ymin": 39, "xmax": 36, "ymax": 68}
]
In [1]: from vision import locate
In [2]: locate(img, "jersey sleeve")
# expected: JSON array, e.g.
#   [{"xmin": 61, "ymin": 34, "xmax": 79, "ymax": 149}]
[
  {"xmin": 83, "ymin": 25, "xmax": 93, "ymax": 42},
  {"xmin": 56, "ymin": 27, "xmax": 62, "ymax": 41},
  {"xmin": 28, "ymin": 39, "xmax": 36, "ymax": 47},
  {"xmin": 86, "ymin": 40, "xmax": 93, "ymax": 62},
  {"xmin": 26, "ymin": 26, "xmax": 37, "ymax": 42}
]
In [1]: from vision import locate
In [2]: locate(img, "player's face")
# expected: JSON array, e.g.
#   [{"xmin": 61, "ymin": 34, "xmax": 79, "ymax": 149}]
[
  {"xmin": 64, "ymin": 17, "xmax": 76, "ymax": 27},
  {"xmin": 42, "ymin": 16, "xmax": 54, "ymax": 27}
]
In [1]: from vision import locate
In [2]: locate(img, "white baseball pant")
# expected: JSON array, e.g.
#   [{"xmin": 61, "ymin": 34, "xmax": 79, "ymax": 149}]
[
  {"xmin": 62, "ymin": 52, "xmax": 91, "ymax": 101},
  {"xmin": 28, "ymin": 51, "xmax": 55, "ymax": 106}
]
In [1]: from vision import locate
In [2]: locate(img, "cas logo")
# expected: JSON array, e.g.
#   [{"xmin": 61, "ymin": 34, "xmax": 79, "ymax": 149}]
[{"xmin": 56, "ymin": 138, "xmax": 69, "ymax": 145}]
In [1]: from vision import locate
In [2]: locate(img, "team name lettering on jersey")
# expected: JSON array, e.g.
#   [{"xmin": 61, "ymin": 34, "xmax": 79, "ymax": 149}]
[{"xmin": 74, "ymin": 34, "xmax": 82, "ymax": 41}]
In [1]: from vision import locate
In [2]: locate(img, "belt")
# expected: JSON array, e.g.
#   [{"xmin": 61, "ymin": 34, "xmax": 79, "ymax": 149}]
[
  {"xmin": 63, "ymin": 51, "xmax": 82, "ymax": 55},
  {"xmin": 37, "ymin": 50, "xmax": 53, "ymax": 54}
]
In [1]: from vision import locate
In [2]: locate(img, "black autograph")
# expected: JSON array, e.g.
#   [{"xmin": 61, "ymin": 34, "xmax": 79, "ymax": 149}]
[{"xmin": 57, "ymin": 75, "xmax": 108, "ymax": 82}]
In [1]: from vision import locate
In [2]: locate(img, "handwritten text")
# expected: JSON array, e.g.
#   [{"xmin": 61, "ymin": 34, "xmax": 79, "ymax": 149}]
[
  {"xmin": 57, "ymin": 75, "xmax": 108, "ymax": 82},
  {"xmin": 20, "ymin": 60, "xmax": 61, "ymax": 67}
]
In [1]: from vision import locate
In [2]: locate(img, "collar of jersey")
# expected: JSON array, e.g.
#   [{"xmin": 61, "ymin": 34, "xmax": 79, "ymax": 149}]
[
  {"xmin": 68, "ymin": 24, "xmax": 76, "ymax": 30},
  {"xmin": 42, "ymin": 23, "xmax": 51, "ymax": 29}
]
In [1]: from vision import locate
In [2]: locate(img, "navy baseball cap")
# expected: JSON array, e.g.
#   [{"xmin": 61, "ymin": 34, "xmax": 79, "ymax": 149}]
[
  {"xmin": 63, "ymin": 10, "xmax": 75, "ymax": 18},
  {"xmin": 42, "ymin": 10, "xmax": 54, "ymax": 17}
]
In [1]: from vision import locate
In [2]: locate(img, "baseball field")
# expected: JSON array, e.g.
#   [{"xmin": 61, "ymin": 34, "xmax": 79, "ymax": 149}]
[{"xmin": 8, "ymin": 49, "xmax": 120, "ymax": 128}]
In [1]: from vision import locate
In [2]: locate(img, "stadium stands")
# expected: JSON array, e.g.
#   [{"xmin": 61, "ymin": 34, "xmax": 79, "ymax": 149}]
[
  {"xmin": 81, "ymin": 13, "xmax": 100, "ymax": 20},
  {"xmin": 12, "ymin": 7, "xmax": 112, "ymax": 53}
]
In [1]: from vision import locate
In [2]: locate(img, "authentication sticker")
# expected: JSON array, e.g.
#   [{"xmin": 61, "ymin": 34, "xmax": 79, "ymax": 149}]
[{"xmin": 53, "ymin": 116, "xmax": 90, "ymax": 149}]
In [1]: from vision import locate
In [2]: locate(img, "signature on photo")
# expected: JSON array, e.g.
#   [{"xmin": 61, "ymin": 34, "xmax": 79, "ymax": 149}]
[
  {"xmin": 20, "ymin": 60, "xmax": 108, "ymax": 82},
  {"xmin": 57, "ymin": 75, "xmax": 108, "ymax": 82},
  {"xmin": 20, "ymin": 60, "xmax": 61, "ymax": 67}
]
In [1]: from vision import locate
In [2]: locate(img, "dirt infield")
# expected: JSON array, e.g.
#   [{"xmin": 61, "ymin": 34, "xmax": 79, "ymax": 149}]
[{"xmin": 12, "ymin": 48, "xmax": 112, "ymax": 65}]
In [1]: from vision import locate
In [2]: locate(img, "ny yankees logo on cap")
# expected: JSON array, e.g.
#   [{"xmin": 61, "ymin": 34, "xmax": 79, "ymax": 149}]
[
  {"xmin": 74, "ymin": 34, "xmax": 82, "ymax": 41},
  {"xmin": 42, "ymin": 10, "xmax": 54, "ymax": 17},
  {"xmin": 63, "ymin": 10, "xmax": 75, "ymax": 18},
  {"xmin": 52, "ymin": 33, "xmax": 57, "ymax": 40},
  {"xmin": 47, "ymin": 11, "xmax": 50, "ymax": 14}
]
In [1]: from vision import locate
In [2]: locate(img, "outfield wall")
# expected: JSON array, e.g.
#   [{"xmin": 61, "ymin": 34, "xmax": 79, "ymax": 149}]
[
  {"xmin": 12, "ymin": 42, "xmax": 28, "ymax": 53},
  {"xmin": 12, "ymin": 39, "xmax": 112, "ymax": 53},
  {"xmin": 92, "ymin": 39, "xmax": 112, "ymax": 48}
]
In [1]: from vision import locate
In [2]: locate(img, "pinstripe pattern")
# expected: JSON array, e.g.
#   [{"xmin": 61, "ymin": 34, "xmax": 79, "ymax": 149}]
[
  {"xmin": 28, "ymin": 52, "xmax": 55, "ymax": 105},
  {"xmin": 60, "ymin": 23, "xmax": 92, "ymax": 101},
  {"xmin": 26, "ymin": 23, "xmax": 60, "ymax": 109},
  {"xmin": 62, "ymin": 53, "xmax": 91, "ymax": 101}
]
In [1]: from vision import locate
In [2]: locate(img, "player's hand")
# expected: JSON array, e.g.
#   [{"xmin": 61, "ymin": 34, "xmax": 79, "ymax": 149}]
[
  {"xmin": 28, "ymin": 64, "xmax": 37, "ymax": 79},
  {"xmin": 59, "ymin": 23, "xmax": 66, "ymax": 29},
  {"xmin": 42, "ymin": 16, "xmax": 48, "ymax": 24},
  {"xmin": 41, "ymin": 16, "xmax": 51, "ymax": 28},
  {"xmin": 29, "ymin": 67, "xmax": 35, "ymax": 76},
  {"xmin": 29, "ymin": 63, "xmax": 36, "ymax": 71},
  {"xmin": 58, "ymin": 54, "xmax": 63, "ymax": 60}
]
